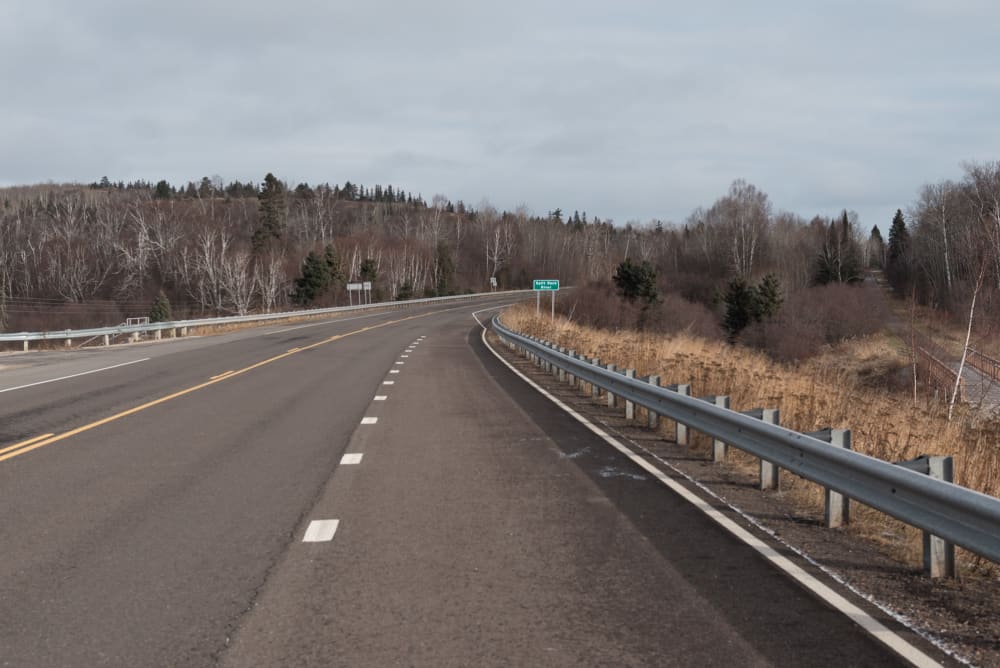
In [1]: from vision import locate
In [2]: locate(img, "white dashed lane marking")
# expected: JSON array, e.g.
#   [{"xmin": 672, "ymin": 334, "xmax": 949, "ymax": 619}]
[
  {"xmin": 303, "ymin": 520, "xmax": 340, "ymax": 542},
  {"xmin": 383, "ymin": 381, "xmax": 395, "ymax": 385},
  {"xmin": 395, "ymin": 361, "xmax": 405, "ymax": 365},
  {"xmin": 361, "ymin": 417, "xmax": 378, "ymax": 425},
  {"xmin": 390, "ymin": 370, "xmax": 400, "ymax": 374},
  {"xmin": 374, "ymin": 395, "xmax": 387, "ymax": 401},
  {"xmin": 341, "ymin": 453, "xmax": 363, "ymax": 465}
]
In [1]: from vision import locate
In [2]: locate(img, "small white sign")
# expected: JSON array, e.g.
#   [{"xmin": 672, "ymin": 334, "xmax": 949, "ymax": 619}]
[
  {"xmin": 347, "ymin": 282, "xmax": 363, "ymax": 291},
  {"xmin": 363, "ymin": 281, "xmax": 372, "ymax": 290},
  {"xmin": 490, "ymin": 276, "xmax": 497, "ymax": 287}
]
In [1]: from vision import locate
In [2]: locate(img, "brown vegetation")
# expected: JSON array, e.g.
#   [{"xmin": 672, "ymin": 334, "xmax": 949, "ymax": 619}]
[{"xmin": 502, "ymin": 303, "xmax": 1000, "ymax": 572}]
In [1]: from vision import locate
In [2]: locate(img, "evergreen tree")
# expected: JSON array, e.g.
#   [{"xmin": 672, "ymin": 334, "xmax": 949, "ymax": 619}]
[
  {"xmin": 253, "ymin": 173, "xmax": 287, "ymax": 252},
  {"xmin": 869, "ymin": 225, "xmax": 885, "ymax": 268},
  {"xmin": 153, "ymin": 180, "xmax": 172, "ymax": 200},
  {"xmin": 149, "ymin": 290, "xmax": 172, "ymax": 323},
  {"xmin": 360, "ymin": 258, "xmax": 378, "ymax": 282},
  {"xmin": 813, "ymin": 213, "xmax": 862, "ymax": 285},
  {"xmin": 323, "ymin": 244, "xmax": 343, "ymax": 287},
  {"xmin": 722, "ymin": 277, "xmax": 758, "ymax": 341},
  {"xmin": 886, "ymin": 209, "xmax": 910, "ymax": 294},
  {"xmin": 754, "ymin": 273, "xmax": 782, "ymax": 320},
  {"xmin": 613, "ymin": 259, "xmax": 658, "ymax": 304},
  {"xmin": 291, "ymin": 251, "xmax": 331, "ymax": 305}
]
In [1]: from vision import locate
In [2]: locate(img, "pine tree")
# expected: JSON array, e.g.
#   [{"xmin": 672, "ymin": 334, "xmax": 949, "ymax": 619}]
[
  {"xmin": 886, "ymin": 209, "xmax": 910, "ymax": 294},
  {"xmin": 253, "ymin": 173, "xmax": 287, "ymax": 252},
  {"xmin": 291, "ymin": 251, "xmax": 331, "ymax": 305},
  {"xmin": 360, "ymin": 258, "xmax": 378, "ymax": 283},
  {"xmin": 153, "ymin": 180, "xmax": 172, "ymax": 200},
  {"xmin": 612, "ymin": 259, "xmax": 658, "ymax": 304},
  {"xmin": 869, "ymin": 225, "xmax": 885, "ymax": 268},
  {"xmin": 323, "ymin": 244, "xmax": 343, "ymax": 287},
  {"xmin": 813, "ymin": 213, "xmax": 862, "ymax": 285},
  {"xmin": 722, "ymin": 277, "xmax": 758, "ymax": 341},
  {"xmin": 754, "ymin": 274, "xmax": 782, "ymax": 320},
  {"xmin": 149, "ymin": 290, "xmax": 172, "ymax": 323}
]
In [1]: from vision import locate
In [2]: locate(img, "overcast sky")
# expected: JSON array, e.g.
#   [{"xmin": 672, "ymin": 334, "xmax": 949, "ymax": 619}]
[{"xmin": 2, "ymin": 1, "xmax": 998, "ymax": 228}]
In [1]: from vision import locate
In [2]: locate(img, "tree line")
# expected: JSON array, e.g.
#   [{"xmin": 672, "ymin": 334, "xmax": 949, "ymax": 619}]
[{"xmin": 3, "ymin": 163, "xmax": 999, "ymax": 348}]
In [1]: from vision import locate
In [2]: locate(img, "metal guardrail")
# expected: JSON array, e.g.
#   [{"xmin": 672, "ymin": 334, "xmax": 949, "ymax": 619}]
[
  {"xmin": 0, "ymin": 290, "xmax": 528, "ymax": 347},
  {"xmin": 493, "ymin": 316, "xmax": 1000, "ymax": 566}
]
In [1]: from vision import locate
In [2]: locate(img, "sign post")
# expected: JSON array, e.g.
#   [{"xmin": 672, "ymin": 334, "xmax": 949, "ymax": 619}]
[
  {"xmin": 532, "ymin": 279, "xmax": 560, "ymax": 321},
  {"xmin": 347, "ymin": 282, "xmax": 362, "ymax": 306}
]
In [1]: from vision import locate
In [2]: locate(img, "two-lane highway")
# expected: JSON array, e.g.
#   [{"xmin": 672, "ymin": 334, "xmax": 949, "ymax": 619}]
[
  {"xmin": 0, "ymin": 297, "xmax": 943, "ymax": 666},
  {"xmin": 0, "ymin": 298, "xmax": 515, "ymax": 666}
]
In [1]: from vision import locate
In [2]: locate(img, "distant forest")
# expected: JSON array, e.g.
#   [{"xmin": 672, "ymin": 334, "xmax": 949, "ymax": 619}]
[{"xmin": 2, "ymin": 162, "xmax": 999, "ymax": 346}]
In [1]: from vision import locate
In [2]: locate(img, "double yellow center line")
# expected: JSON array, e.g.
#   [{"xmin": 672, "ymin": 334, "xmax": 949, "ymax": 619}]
[{"xmin": 0, "ymin": 310, "xmax": 438, "ymax": 464}]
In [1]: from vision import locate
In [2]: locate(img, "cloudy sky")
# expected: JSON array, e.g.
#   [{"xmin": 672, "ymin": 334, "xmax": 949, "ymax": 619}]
[{"xmin": 2, "ymin": 1, "xmax": 998, "ymax": 228}]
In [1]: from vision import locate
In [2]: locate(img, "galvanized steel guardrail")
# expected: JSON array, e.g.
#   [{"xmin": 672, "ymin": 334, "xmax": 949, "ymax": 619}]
[
  {"xmin": 0, "ymin": 290, "xmax": 528, "ymax": 348},
  {"xmin": 492, "ymin": 316, "xmax": 1000, "ymax": 568}
]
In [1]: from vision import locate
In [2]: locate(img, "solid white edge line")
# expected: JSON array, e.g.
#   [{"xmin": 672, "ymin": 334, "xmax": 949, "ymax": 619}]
[
  {"xmin": 303, "ymin": 519, "xmax": 340, "ymax": 542},
  {"xmin": 479, "ymin": 325, "xmax": 941, "ymax": 668},
  {"xmin": 0, "ymin": 358, "xmax": 151, "ymax": 394},
  {"xmin": 340, "ymin": 453, "xmax": 363, "ymax": 465},
  {"xmin": 361, "ymin": 417, "xmax": 378, "ymax": 424}
]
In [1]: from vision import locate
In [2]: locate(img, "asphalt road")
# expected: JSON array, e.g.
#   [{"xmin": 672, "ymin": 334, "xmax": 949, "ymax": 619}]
[{"xmin": 0, "ymin": 297, "xmax": 933, "ymax": 666}]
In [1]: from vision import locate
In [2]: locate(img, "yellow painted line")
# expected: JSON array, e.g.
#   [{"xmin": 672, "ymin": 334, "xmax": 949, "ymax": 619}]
[
  {"xmin": 0, "ymin": 433, "xmax": 55, "ymax": 457},
  {"xmin": 0, "ymin": 309, "xmax": 446, "ymax": 465},
  {"xmin": 286, "ymin": 347, "xmax": 301, "ymax": 353},
  {"xmin": 210, "ymin": 370, "xmax": 235, "ymax": 380}
]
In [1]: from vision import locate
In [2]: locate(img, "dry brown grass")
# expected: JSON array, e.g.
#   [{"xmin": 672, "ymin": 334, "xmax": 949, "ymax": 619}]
[{"xmin": 502, "ymin": 304, "xmax": 1000, "ymax": 572}]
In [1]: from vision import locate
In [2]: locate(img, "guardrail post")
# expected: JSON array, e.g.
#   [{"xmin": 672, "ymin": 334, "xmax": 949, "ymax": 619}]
[
  {"xmin": 668, "ymin": 384, "xmax": 690, "ymax": 445},
  {"xmin": 567, "ymin": 351, "xmax": 577, "ymax": 386},
  {"xmin": 760, "ymin": 409, "xmax": 780, "ymax": 489},
  {"xmin": 647, "ymin": 375, "xmax": 660, "ymax": 428},
  {"xmin": 624, "ymin": 369, "xmax": 636, "ymax": 419},
  {"xmin": 925, "ymin": 456, "xmax": 956, "ymax": 578},
  {"xmin": 154, "ymin": 329, "xmax": 161, "ymax": 341},
  {"xmin": 606, "ymin": 364, "xmax": 617, "ymax": 407},
  {"xmin": 897, "ymin": 455, "xmax": 956, "ymax": 578},
  {"xmin": 180, "ymin": 326, "xmax": 188, "ymax": 336},
  {"xmin": 710, "ymin": 396, "xmax": 730, "ymax": 461},
  {"xmin": 810, "ymin": 428, "xmax": 852, "ymax": 528},
  {"xmin": 591, "ymin": 358, "xmax": 601, "ymax": 398},
  {"xmin": 23, "ymin": 339, "xmax": 29, "ymax": 351},
  {"xmin": 103, "ymin": 334, "xmax": 110, "ymax": 346},
  {"xmin": 556, "ymin": 348, "xmax": 565, "ymax": 381},
  {"xmin": 743, "ymin": 409, "xmax": 781, "ymax": 489},
  {"xmin": 65, "ymin": 337, "xmax": 72, "ymax": 348}
]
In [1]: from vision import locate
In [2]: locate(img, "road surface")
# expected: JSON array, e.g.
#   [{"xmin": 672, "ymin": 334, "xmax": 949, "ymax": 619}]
[{"xmin": 0, "ymin": 297, "xmax": 941, "ymax": 666}]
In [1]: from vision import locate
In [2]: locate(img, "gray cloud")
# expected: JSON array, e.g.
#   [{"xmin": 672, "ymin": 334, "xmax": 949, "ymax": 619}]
[{"xmin": 2, "ymin": 0, "xmax": 999, "ymax": 229}]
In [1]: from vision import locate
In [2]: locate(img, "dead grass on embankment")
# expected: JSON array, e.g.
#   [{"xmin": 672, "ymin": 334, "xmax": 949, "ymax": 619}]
[{"xmin": 500, "ymin": 304, "xmax": 1000, "ymax": 574}]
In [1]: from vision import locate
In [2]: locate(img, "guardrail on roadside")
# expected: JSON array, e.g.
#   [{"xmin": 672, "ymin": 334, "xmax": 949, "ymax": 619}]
[
  {"xmin": 0, "ymin": 290, "xmax": 529, "ymax": 351},
  {"xmin": 492, "ymin": 316, "xmax": 1000, "ymax": 577}
]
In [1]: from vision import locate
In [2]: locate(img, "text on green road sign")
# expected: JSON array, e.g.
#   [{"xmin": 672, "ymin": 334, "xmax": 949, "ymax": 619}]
[{"xmin": 533, "ymin": 279, "xmax": 559, "ymax": 290}]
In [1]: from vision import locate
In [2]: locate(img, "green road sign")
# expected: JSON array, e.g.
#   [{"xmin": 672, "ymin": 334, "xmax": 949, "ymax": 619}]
[{"xmin": 533, "ymin": 279, "xmax": 560, "ymax": 291}]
